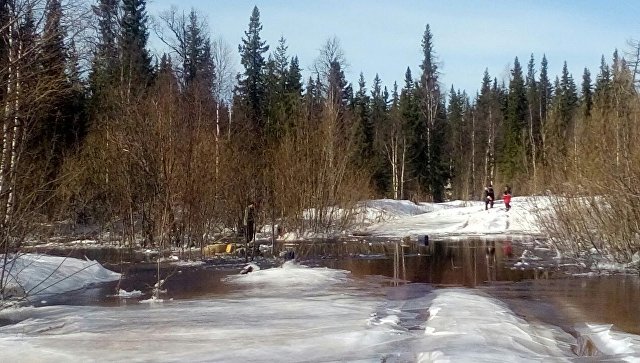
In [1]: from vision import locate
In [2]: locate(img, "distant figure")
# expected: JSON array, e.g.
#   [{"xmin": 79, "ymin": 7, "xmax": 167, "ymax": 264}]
[
  {"xmin": 244, "ymin": 203, "xmax": 255, "ymax": 261},
  {"xmin": 484, "ymin": 184, "xmax": 495, "ymax": 210},
  {"xmin": 503, "ymin": 187, "xmax": 512, "ymax": 211}
]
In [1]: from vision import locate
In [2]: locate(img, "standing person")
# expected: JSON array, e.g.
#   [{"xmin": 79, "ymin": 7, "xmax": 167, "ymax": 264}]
[
  {"xmin": 484, "ymin": 184, "xmax": 495, "ymax": 210},
  {"xmin": 244, "ymin": 203, "xmax": 255, "ymax": 262},
  {"xmin": 503, "ymin": 187, "xmax": 512, "ymax": 211}
]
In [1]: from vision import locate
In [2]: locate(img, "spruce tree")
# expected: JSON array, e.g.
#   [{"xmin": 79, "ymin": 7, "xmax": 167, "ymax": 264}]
[
  {"xmin": 89, "ymin": 0, "xmax": 119, "ymax": 106},
  {"xmin": 538, "ymin": 55, "xmax": 552, "ymax": 133},
  {"xmin": 370, "ymin": 74, "xmax": 390, "ymax": 194},
  {"xmin": 237, "ymin": 6, "xmax": 269, "ymax": 131},
  {"xmin": 42, "ymin": 0, "xmax": 66, "ymax": 80},
  {"xmin": 283, "ymin": 55, "xmax": 303, "ymax": 122},
  {"xmin": 594, "ymin": 55, "xmax": 611, "ymax": 103},
  {"xmin": 447, "ymin": 86, "xmax": 465, "ymax": 196},
  {"xmin": 354, "ymin": 73, "xmax": 372, "ymax": 164},
  {"xmin": 400, "ymin": 67, "xmax": 418, "ymax": 193},
  {"xmin": 501, "ymin": 57, "xmax": 528, "ymax": 182},
  {"xmin": 525, "ymin": 54, "xmax": 541, "ymax": 183},
  {"xmin": 274, "ymin": 36, "xmax": 289, "ymax": 94},
  {"xmin": 120, "ymin": 0, "xmax": 153, "ymax": 93},
  {"xmin": 581, "ymin": 68, "xmax": 593, "ymax": 118},
  {"xmin": 286, "ymin": 56, "xmax": 303, "ymax": 96},
  {"xmin": 559, "ymin": 61, "xmax": 578, "ymax": 132},
  {"xmin": 415, "ymin": 24, "xmax": 447, "ymax": 201},
  {"xmin": 183, "ymin": 10, "xmax": 211, "ymax": 87}
]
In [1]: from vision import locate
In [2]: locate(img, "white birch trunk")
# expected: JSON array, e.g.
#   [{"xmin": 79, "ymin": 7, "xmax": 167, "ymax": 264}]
[
  {"xmin": 471, "ymin": 113, "xmax": 476, "ymax": 199},
  {"xmin": 400, "ymin": 137, "xmax": 406, "ymax": 199},
  {"xmin": 215, "ymin": 102, "xmax": 220, "ymax": 177}
]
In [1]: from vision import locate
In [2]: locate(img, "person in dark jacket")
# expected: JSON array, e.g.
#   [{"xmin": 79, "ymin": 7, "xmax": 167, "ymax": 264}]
[
  {"xmin": 484, "ymin": 185, "xmax": 495, "ymax": 210},
  {"xmin": 243, "ymin": 203, "xmax": 255, "ymax": 261}
]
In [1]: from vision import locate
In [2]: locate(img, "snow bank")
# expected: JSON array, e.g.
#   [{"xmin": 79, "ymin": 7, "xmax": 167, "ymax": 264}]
[
  {"xmin": 353, "ymin": 199, "xmax": 435, "ymax": 224},
  {"xmin": 416, "ymin": 288, "xmax": 575, "ymax": 361},
  {"xmin": 225, "ymin": 261, "xmax": 349, "ymax": 295},
  {"xmin": 0, "ymin": 254, "xmax": 120, "ymax": 299},
  {"xmin": 575, "ymin": 323, "xmax": 640, "ymax": 359},
  {"xmin": 360, "ymin": 196, "xmax": 551, "ymax": 239}
]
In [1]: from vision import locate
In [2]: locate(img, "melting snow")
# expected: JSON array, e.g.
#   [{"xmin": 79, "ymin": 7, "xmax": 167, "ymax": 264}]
[{"xmin": 0, "ymin": 254, "xmax": 120, "ymax": 300}]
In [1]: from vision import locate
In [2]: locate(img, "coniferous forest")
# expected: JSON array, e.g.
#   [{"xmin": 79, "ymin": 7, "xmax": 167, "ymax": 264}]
[{"xmin": 2, "ymin": 2, "xmax": 640, "ymax": 257}]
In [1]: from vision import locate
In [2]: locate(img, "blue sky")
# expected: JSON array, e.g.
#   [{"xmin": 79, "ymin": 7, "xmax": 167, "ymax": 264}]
[{"xmin": 148, "ymin": 0, "xmax": 640, "ymax": 97}]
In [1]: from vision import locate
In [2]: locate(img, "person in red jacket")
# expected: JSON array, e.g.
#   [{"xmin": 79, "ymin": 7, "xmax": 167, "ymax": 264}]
[{"xmin": 503, "ymin": 186, "xmax": 512, "ymax": 211}]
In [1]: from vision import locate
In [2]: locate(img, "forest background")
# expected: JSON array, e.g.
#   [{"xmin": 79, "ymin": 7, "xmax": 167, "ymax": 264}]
[{"xmin": 0, "ymin": 1, "xmax": 639, "ymax": 264}]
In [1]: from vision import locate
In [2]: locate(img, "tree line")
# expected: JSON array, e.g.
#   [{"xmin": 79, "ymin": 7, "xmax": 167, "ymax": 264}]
[{"xmin": 1, "ymin": 2, "xmax": 639, "ymax": 257}]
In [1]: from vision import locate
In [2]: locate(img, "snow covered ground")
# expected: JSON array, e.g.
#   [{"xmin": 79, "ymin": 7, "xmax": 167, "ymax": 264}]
[
  {"xmin": 354, "ymin": 196, "xmax": 550, "ymax": 239},
  {"xmin": 0, "ymin": 254, "xmax": 120, "ymax": 303}
]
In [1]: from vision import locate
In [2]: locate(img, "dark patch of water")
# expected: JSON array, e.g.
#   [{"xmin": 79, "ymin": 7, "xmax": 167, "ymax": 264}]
[{"xmin": 302, "ymin": 238, "xmax": 640, "ymax": 336}]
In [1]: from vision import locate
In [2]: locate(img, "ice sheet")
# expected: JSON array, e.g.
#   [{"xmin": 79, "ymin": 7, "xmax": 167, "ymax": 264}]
[{"xmin": 0, "ymin": 254, "xmax": 120, "ymax": 300}]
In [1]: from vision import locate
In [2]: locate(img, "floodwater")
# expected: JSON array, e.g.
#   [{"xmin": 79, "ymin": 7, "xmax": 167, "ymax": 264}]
[
  {"xmin": 29, "ymin": 238, "xmax": 640, "ymax": 336},
  {"xmin": 308, "ymin": 238, "xmax": 640, "ymax": 336}
]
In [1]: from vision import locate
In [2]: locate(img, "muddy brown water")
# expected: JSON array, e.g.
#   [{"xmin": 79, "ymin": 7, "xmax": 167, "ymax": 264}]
[
  {"xmin": 23, "ymin": 237, "xmax": 640, "ymax": 336},
  {"xmin": 305, "ymin": 238, "xmax": 640, "ymax": 336}
]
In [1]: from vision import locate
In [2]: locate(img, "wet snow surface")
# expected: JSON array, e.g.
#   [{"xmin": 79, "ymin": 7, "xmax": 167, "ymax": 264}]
[{"xmin": 358, "ymin": 197, "xmax": 547, "ymax": 239}]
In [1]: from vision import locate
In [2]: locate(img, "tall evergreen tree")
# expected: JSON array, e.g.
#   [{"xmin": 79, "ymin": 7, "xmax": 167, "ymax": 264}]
[
  {"xmin": 120, "ymin": 0, "xmax": 153, "ymax": 93},
  {"xmin": 89, "ymin": 0, "xmax": 119, "ymax": 104},
  {"xmin": 581, "ymin": 68, "xmax": 593, "ymax": 118},
  {"xmin": 370, "ymin": 74, "xmax": 390, "ymax": 194},
  {"xmin": 273, "ymin": 36, "xmax": 289, "ymax": 94},
  {"xmin": 399, "ymin": 67, "xmax": 418, "ymax": 195},
  {"xmin": 594, "ymin": 55, "xmax": 611, "ymax": 103},
  {"xmin": 447, "ymin": 86, "xmax": 466, "ymax": 197},
  {"xmin": 42, "ymin": 0, "xmax": 66, "ymax": 80},
  {"xmin": 353, "ymin": 73, "xmax": 372, "ymax": 163},
  {"xmin": 415, "ymin": 24, "xmax": 447, "ymax": 201},
  {"xmin": 548, "ymin": 62, "xmax": 578, "ymax": 158},
  {"xmin": 525, "ymin": 54, "xmax": 541, "ymax": 184},
  {"xmin": 476, "ymin": 69, "xmax": 498, "ymax": 188},
  {"xmin": 183, "ymin": 10, "xmax": 212, "ymax": 87},
  {"xmin": 283, "ymin": 55, "xmax": 303, "ymax": 124},
  {"xmin": 501, "ymin": 57, "xmax": 528, "ymax": 181},
  {"xmin": 237, "ymin": 6, "xmax": 269, "ymax": 131},
  {"xmin": 286, "ymin": 56, "xmax": 303, "ymax": 96},
  {"xmin": 326, "ymin": 60, "xmax": 350, "ymax": 111},
  {"xmin": 39, "ymin": 0, "xmax": 71, "ymax": 148},
  {"xmin": 558, "ymin": 61, "xmax": 579, "ymax": 131},
  {"xmin": 538, "ymin": 55, "xmax": 552, "ymax": 158},
  {"xmin": 263, "ymin": 36, "xmax": 297, "ymax": 137}
]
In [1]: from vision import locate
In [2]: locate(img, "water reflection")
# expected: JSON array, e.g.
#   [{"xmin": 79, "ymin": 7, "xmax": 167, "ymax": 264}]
[
  {"xmin": 306, "ymin": 238, "xmax": 640, "ymax": 336},
  {"xmin": 487, "ymin": 275, "xmax": 640, "ymax": 335},
  {"xmin": 310, "ymin": 238, "xmax": 552, "ymax": 287}
]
